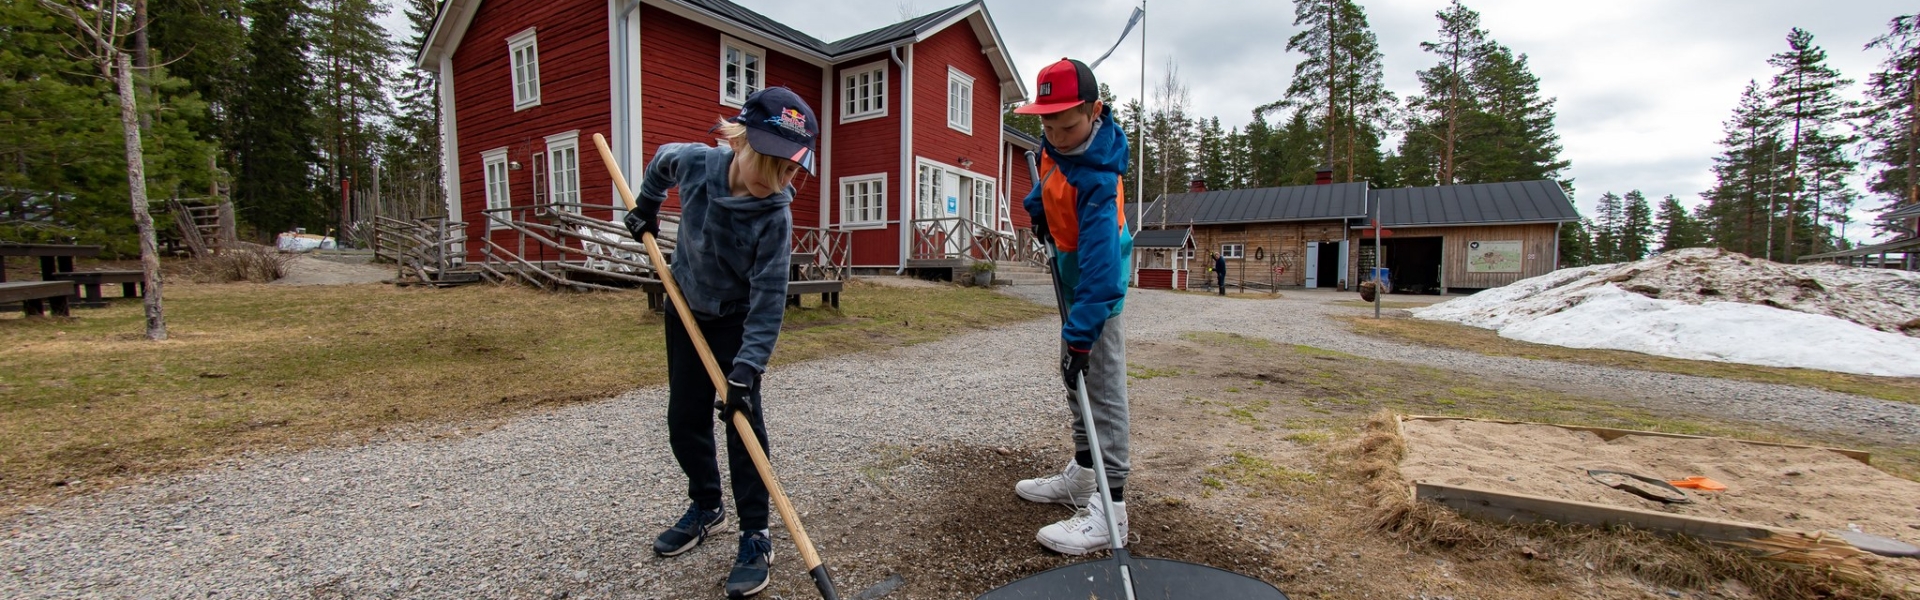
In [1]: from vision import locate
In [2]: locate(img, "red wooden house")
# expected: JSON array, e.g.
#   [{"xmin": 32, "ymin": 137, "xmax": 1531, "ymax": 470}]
[{"xmin": 415, "ymin": 0, "xmax": 1031, "ymax": 273}]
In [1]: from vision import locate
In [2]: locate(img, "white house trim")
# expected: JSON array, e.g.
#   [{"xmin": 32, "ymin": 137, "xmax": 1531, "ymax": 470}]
[
  {"xmin": 839, "ymin": 60, "xmax": 888, "ymax": 124},
  {"xmin": 507, "ymin": 28, "xmax": 541, "ymax": 111},
  {"xmin": 946, "ymin": 67, "xmax": 974, "ymax": 135},
  {"xmin": 438, "ymin": 55, "xmax": 462, "ymax": 237},
  {"xmin": 718, "ymin": 35, "xmax": 765, "ymax": 108}
]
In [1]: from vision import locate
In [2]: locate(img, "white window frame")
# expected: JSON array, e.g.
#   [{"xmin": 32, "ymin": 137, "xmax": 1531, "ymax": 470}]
[
  {"xmin": 1222, "ymin": 243, "xmax": 1245, "ymax": 259},
  {"xmin": 719, "ymin": 36, "xmax": 765, "ymax": 108},
  {"xmin": 507, "ymin": 28, "xmax": 541, "ymax": 111},
  {"xmin": 839, "ymin": 173, "xmax": 888, "ymax": 229},
  {"xmin": 915, "ymin": 163, "xmax": 943, "ymax": 223},
  {"xmin": 947, "ymin": 67, "xmax": 974, "ymax": 134},
  {"xmin": 970, "ymin": 178, "xmax": 994, "ymax": 226},
  {"xmin": 841, "ymin": 61, "xmax": 888, "ymax": 123},
  {"xmin": 544, "ymin": 131, "xmax": 580, "ymax": 213},
  {"xmin": 482, "ymin": 148, "xmax": 511, "ymax": 228}
]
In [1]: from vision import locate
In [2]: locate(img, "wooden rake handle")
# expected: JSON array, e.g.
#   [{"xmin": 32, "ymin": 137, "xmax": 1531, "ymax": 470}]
[{"xmin": 590, "ymin": 134, "xmax": 840, "ymax": 599}]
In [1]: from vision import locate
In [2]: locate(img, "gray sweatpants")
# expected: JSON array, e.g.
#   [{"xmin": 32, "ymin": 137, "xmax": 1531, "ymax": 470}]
[{"xmin": 1067, "ymin": 312, "xmax": 1129, "ymax": 491}]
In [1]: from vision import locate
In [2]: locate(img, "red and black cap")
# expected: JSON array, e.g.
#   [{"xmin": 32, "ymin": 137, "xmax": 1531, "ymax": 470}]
[
  {"xmin": 725, "ymin": 87, "xmax": 819, "ymax": 174},
  {"xmin": 1014, "ymin": 58, "xmax": 1098, "ymax": 115}
]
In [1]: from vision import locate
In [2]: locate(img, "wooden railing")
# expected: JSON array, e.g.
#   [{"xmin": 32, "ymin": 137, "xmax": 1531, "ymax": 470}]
[
  {"xmin": 373, "ymin": 215, "xmax": 466, "ymax": 285},
  {"xmin": 791, "ymin": 226, "xmax": 850, "ymax": 281},
  {"xmin": 910, "ymin": 216, "xmax": 1016, "ymax": 265},
  {"xmin": 473, "ymin": 202, "xmax": 848, "ymax": 291}
]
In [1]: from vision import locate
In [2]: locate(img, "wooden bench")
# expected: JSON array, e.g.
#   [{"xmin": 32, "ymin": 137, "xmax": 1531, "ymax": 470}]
[
  {"xmin": 49, "ymin": 270, "xmax": 144, "ymax": 306},
  {"xmin": 635, "ymin": 279, "xmax": 844, "ymax": 313},
  {"xmin": 0, "ymin": 281, "xmax": 77, "ymax": 317},
  {"xmin": 784, "ymin": 279, "xmax": 842, "ymax": 309}
]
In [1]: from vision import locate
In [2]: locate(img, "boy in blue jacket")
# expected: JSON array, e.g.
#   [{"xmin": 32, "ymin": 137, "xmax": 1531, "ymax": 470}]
[
  {"xmin": 1010, "ymin": 58, "xmax": 1136, "ymax": 555},
  {"xmin": 623, "ymin": 87, "xmax": 815, "ymax": 598}
]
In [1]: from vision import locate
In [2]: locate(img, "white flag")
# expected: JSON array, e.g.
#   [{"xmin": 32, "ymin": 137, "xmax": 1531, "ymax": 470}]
[{"xmin": 1088, "ymin": 7, "xmax": 1145, "ymax": 70}]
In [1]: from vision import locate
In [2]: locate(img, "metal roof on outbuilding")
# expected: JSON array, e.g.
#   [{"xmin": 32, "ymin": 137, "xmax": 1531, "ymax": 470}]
[
  {"xmin": 1132, "ymin": 228, "xmax": 1193, "ymax": 249},
  {"xmin": 1368, "ymin": 180, "xmax": 1577, "ymax": 227},
  {"xmin": 1139, "ymin": 182, "xmax": 1369, "ymax": 226}
]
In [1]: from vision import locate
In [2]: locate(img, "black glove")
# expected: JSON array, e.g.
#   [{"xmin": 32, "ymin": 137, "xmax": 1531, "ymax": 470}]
[
  {"xmin": 623, "ymin": 208, "xmax": 660, "ymax": 242},
  {"xmin": 717, "ymin": 363, "xmax": 760, "ymax": 416},
  {"xmin": 1030, "ymin": 215, "xmax": 1051, "ymax": 246},
  {"xmin": 1060, "ymin": 345, "xmax": 1090, "ymax": 391}
]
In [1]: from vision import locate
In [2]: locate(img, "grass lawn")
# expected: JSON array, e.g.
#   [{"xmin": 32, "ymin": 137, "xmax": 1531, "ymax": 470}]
[
  {"xmin": 1341, "ymin": 314, "xmax": 1920, "ymax": 405},
  {"xmin": 0, "ymin": 279, "xmax": 1049, "ymax": 509}
]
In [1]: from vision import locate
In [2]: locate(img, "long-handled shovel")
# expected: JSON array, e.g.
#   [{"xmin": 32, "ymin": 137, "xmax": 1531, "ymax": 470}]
[
  {"xmin": 591, "ymin": 134, "xmax": 898, "ymax": 600},
  {"xmin": 978, "ymin": 152, "xmax": 1289, "ymax": 599}
]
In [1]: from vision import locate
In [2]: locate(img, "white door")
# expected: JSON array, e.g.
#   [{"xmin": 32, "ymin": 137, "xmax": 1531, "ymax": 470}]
[
  {"xmin": 1304, "ymin": 242, "xmax": 1321, "ymax": 288},
  {"xmin": 1335, "ymin": 240, "xmax": 1349, "ymax": 289}
]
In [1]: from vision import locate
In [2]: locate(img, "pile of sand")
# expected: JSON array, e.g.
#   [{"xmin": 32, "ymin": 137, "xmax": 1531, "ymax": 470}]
[{"xmin": 1398, "ymin": 418, "xmax": 1920, "ymax": 545}]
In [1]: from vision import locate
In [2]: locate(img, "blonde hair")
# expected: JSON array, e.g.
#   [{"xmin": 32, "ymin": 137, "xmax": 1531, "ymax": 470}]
[{"xmin": 715, "ymin": 120, "xmax": 805, "ymax": 192}]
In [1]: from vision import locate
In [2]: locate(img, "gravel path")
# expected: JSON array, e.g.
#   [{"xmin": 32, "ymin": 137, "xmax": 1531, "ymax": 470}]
[{"xmin": 3, "ymin": 284, "xmax": 1914, "ymax": 598}]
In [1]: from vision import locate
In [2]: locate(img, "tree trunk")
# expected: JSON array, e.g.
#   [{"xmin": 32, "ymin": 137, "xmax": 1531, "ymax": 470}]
[{"xmin": 116, "ymin": 53, "xmax": 166, "ymax": 340}]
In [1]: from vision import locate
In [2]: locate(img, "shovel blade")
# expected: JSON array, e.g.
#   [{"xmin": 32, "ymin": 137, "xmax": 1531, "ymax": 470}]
[{"xmin": 978, "ymin": 557, "xmax": 1289, "ymax": 600}]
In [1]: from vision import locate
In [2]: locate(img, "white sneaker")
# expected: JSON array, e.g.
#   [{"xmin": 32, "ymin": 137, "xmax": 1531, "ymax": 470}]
[
  {"xmin": 1037, "ymin": 500, "xmax": 1127, "ymax": 555},
  {"xmin": 1015, "ymin": 461, "xmax": 1097, "ymax": 505}
]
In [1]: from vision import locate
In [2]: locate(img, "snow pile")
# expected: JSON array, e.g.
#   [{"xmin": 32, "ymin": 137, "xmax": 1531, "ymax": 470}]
[{"xmin": 1414, "ymin": 248, "xmax": 1920, "ymax": 377}]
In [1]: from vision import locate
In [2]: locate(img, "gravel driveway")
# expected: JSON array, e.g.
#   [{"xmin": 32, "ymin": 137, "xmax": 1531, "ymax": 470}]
[{"xmin": 3, "ymin": 284, "xmax": 1913, "ymax": 599}]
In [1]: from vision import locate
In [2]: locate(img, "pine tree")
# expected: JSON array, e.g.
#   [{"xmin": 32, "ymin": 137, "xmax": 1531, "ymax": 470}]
[
  {"xmin": 1617, "ymin": 190, "xmax": 1653, "ymax": 260},
  {"xmin": 1263, "ymin": 0, "xmax": 1393, "ymax": 184},
  {"xmin": 1404, "ymin": 0, "xmax": 1488, "ymax": 186},
  {"xmin": 1196, "ymin": 117, "xmax": 1231, "ymax": 191},
  {"xmin": 234, "ymin": 0, "xmax": 323, "ymax": 236},
  {"xmin": 1766, "ymin": 28, "xmax": 1854, "ymax": 262},
  {"xmin": 1655, "ymin": 194, "xmax": 1706, "ymax": 252},
  {"xmin": 1591, "ymin": 191, "xmax": 1622, "ymax": 262},
  {"xmin": 381, "ymin": 0, "xmax": 445, "ymax": 219},
  {"xmin": 1701, "ymin": 81, "xmax": 1784, "ymax": 256},
  {"xmin": 1862, "ymin": 13, "xmax": 1920, "ymax": 239},
  {"xmin": 148, "ymin": 0, "xmax": 244, "ymax": 157},
  {"xmin": 311, "ymin": 0, "xmax": 397, "ymax": 235},
  {"xmin": 1460, "ymin": 44, "xmax": 1568, "ymax": 185}
]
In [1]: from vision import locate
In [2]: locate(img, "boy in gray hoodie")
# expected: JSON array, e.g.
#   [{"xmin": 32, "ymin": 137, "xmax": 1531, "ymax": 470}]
[{"xmin": 623, "ymin": 87, "xmax": 817, "ymax": 599}]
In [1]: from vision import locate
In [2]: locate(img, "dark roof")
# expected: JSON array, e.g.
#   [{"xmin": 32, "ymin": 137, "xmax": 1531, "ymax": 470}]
[
  {"xmin": 1132, "ymin": 228, "xmax": 1192, "ymax": 248},
  {"xmin": 677, "ymin": 0, "xmax": 974, "ymax": 58},
  {"xmin": 1139, "ymin": 182, "xmax": 1370, "ymax": 226},
  {"xmin": 1369, "ymin": 180, "xmax": 1577, "ymax": 227},
  {"xmin": 824, "ymin": 2, "xmax": 975, "ymax": 55},
  {"xmin": 1003, "ymin": 125, "xmax": 1041, "ymax": 150},
  {"xmin": 678, "ymin": 0, "xmax": 829, "ymax": 53}
]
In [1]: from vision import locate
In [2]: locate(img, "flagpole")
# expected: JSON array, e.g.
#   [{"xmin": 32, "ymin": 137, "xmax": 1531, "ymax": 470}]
[{"xmin": 1136, "ymin": 0, "xmax": 1145, "ymax": 236}]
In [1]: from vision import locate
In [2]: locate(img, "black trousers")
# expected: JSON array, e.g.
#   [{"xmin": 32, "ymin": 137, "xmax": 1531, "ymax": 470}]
[
  {"xmin": 1216, "ymin": 272, "xmax": 1226, "ymax": 295},
  {"xmin": 664, "ymin": 305, "xmax": 771, "ymax": 532}
]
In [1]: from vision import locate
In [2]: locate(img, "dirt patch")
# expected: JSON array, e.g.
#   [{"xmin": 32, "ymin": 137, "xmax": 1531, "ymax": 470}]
[
  {"xmin": 696, "ymin": 335, "xmax": 1894, "ymax": 599},
  {"xmin": 1399, "ymin": 419, "xmax": 1920, "ymax": 546},
  {"xmin": 272, "ymin": 255, "xmax": 392, "ymax": 285}
]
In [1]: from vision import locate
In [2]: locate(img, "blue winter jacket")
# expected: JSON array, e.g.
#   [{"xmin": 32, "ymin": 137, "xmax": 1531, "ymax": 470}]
[
  {"xmin": 1023, "ymin": 105, "xmax": 1133, "ymax": 350},
  {"xmin": 633, "ymin": 143, "xmax": 793, "ymax": 374}
]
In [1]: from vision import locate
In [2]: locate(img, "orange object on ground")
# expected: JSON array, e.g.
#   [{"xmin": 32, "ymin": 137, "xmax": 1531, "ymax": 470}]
[{"xmin": 1668, "ymin": 476, "xmax": 1727, "ymax": 491}]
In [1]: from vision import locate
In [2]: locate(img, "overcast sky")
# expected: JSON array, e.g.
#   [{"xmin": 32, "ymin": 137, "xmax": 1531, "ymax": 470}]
[{"xmin": 385, "ymin": 0, "xmax": 1914, "ymax": 243}]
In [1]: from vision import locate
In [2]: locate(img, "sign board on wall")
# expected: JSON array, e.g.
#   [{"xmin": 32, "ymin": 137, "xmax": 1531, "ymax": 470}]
[{"xmin": 1466, "ymin": 241, "xmax": 1523, "ymax": 273}]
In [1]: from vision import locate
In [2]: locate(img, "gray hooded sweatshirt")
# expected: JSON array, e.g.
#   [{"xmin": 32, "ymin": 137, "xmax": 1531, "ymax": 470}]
[{"xmin": 633, "ymin": 143, "xmax": 793, "ymax": 374}]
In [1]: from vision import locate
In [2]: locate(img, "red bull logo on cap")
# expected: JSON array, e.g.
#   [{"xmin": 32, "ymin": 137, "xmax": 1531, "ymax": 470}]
[{"xmin": 770, "ymin": 108, "xmax": 810, "ymax": 138}]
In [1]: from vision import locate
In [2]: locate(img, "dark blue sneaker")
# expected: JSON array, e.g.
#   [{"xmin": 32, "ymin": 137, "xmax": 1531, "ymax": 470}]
[
  {"xmin": 653, "ymin": 503, "xmax": 725, "ymax": 557},
  {"xmin": 724, "ymin": 530, "xmax": 773, "ymax": 598}
]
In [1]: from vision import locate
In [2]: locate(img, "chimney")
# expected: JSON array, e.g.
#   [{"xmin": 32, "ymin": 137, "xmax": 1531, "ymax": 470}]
[
  {"xmin": 1188, "ymin": 178, "xmax": 1207, "ymax": 194},
  {"xmin": 1313, "ymin": 164, "xmax": 1334, "ymax": 185}
]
